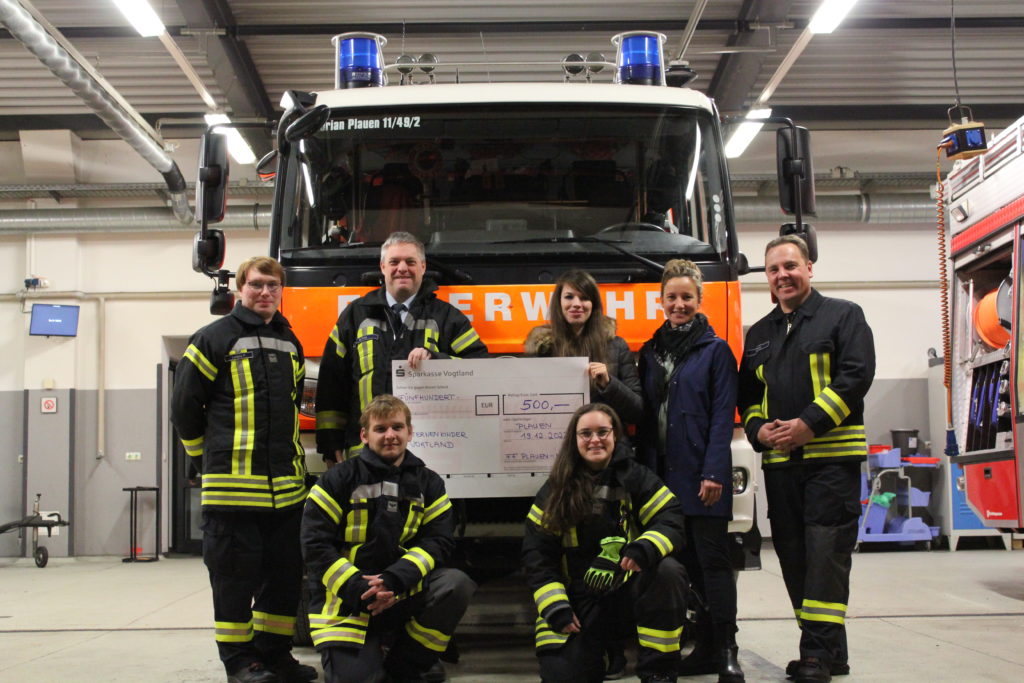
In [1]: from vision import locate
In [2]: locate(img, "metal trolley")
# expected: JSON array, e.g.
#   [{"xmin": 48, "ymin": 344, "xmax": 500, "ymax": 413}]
[{"xmin": 0, "ymin": 493, "xmax": 70, "ymax": 567}]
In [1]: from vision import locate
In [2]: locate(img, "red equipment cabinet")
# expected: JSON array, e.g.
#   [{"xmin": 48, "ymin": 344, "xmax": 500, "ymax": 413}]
[{"xmin": 944, "ymin": 115, "xmax": 1024, "ymax": 531}]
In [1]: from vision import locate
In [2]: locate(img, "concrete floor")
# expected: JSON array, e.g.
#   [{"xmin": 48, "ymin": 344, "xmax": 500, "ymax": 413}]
[{"xmin": 1, "ymin": 543, "xmax": 1022, "ymax": 682}]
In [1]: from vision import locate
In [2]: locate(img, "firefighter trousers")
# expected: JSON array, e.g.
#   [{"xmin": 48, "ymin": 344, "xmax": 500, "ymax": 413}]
[
  {"xmin": 321, "ymin": 568, "xmax": 476, "ymax": 683},
  {"xmin": 201, "ymin": 506, "xmax": 304, "ymax": 673},
  {"xmin": 764, "ymin": 460, "xmax": 861, "ymax": 665},
  {"xmin": 538, "ymin": 556, "xmax": 689, "ymax": 683}
]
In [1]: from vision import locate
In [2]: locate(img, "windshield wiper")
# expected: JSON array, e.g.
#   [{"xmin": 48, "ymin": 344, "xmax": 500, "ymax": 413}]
[{"xmin": 492, "ymin": 236, "xmax": 665, "ymax": 277}]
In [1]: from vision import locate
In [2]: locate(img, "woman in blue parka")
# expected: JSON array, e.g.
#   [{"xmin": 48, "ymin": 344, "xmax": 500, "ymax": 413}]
[{"xmin": 638, "ymin": 258, "xmax": 743, "ymax": 683}]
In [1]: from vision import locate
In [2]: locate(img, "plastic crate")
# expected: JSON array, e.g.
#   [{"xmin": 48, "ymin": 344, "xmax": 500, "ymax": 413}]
[
  {"xmin": 861, "ymin": 503, "xmax": 887, "ymax": 534},
  {"xmin": 896, "ymin": 486, "xmax": 931, "ymax": 508},
  {"xmin": 868, "ymin": 448, "xmax": 901, "ymax": 469}
]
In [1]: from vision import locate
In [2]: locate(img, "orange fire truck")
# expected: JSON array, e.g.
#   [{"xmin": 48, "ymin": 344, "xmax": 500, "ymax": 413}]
[{"xmin": 192, "ymin": 31, "xmax": 817, "ymax": 561}]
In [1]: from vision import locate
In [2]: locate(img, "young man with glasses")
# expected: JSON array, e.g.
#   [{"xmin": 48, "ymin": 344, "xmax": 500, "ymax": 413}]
[{"xmin": 172, "ymin": 256, "xmax": 315, "ymax": 683}]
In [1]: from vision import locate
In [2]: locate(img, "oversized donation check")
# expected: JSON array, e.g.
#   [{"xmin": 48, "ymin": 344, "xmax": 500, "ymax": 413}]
[{"xmin": 391, "ymin": 357, "xmax": 589, "ymax": 498}]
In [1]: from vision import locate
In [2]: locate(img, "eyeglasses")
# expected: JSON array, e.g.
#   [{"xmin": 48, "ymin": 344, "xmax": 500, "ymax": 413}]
[
  {"xmin": 576, "ymin": 428, "xmax": 613, "ymax": 441},
  {"xmin": 245, "ymin": 280, "xmax": 281, "ymax": 293}
]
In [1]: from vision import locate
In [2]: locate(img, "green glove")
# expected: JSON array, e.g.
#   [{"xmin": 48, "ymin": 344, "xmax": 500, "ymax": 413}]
[{"xmin": 584, "ymin": 536, "xmax": 627, "ymax": 593}]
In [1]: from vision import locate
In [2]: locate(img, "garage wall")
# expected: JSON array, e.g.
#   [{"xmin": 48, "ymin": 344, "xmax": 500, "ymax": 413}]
[{"xmin": 1, "ymin": 230, "xmax": 267, "ymax": 557}]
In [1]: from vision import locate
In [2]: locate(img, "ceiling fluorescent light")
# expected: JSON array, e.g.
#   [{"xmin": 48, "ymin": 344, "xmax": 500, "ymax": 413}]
[
  {"xmin": 725, "ymin": 108, "xmax": 772, "ymax": 159},
  {"xmin": 111, "ymin": 0, "xmax": 166, "ymax": 38},
  {"xmin": 204, "ymin": 114, "xmax": 257, "ymax": 165},
  {"xmin": 808, "ymin": 0, "xmax": 860, "ymax": 35}
]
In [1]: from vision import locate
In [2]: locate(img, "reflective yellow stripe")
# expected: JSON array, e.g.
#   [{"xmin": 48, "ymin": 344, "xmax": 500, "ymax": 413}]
[
  {"xmin": 330, "ymin": 327, "xmax": 347, "ymax": 358},
  {"xmin": 813, "ymin": 386, "xmax": 851, "ymax": 426},
  {"xmin": 533, "ymin": 582, "xmax": 569, "ymax": 613},
  {"xmin": 317, "ymin": 410, "xmax": 347, "ymax": 430},
  {"xmin": 450, "ymin": 329, "xmax": 480, "ymax": 355},
  {"xmin": 762, "ymin": 451, "xmax": 790, "ymax": 465},
  {"xmin": 638, "ymin": 486, "xmax": 674, "ymax": 525},
  {"xmin": 323, "ymin": 557, "xmax": 359, "ymax": 595},
  {"xmin": 405, "ymin": 617, "xmax": 449, "ymax": 652},
  {"xmin": 635, "ymin": 530, "xmax": 673, "ymax": 557},
  {"xmin": 401, "ymin": 547, "xmax": 436, "ymax": 578},
  {"xmin": 637, "ymin": 625, "xmax": 683, "ymax": 653},
  {"xmin": 424, "ymin": 327, "xmax": 440, "ymax": 354},
  {"xmin": 534, "ymin": 616, "xmax": 570, "ymax": 650},
  {"xmin": 346, "ymin": 505, "xmax": 369, "ymax": 543},
  {"xmin": 309, "ymin": 484, "xmax": 344, "ymax": 525},
  {"xmin": 401, "ymin": 501, "xmax": 424, "ymax": 543},
  {"xmin": 273, "ymin": 486, "xmax": 308, "ymax": 508},
  {"xmin": 562, "ymin": 526, "xmax": 579, "ymax": 548},
  {"xmin": 310, "ymin": 614, "xmax": 368, "ymax": 648},
  {"xmin": 356, "ymin": 324, "xmax": 376, "ymax": 411},
  {"xmin": 527, "ymin": 503, "xmax": 544, "ymax": 527},
  {"xmin": 801, "ymin": 599, "xmax": 847, "ymax": 624},
  {"xmin": 201, "ymin": 490, "xmax": 274, "ymax": 507},
  {"xmin": 229, "ymin": 355, "xmax": 255, "ymax": 475},
  {"xmin": 184, "ymin": 344, "xmax": 217, "ymax": 381},
  {"xmin": 809, "ymin": 352, "xmax": 827, "ymax": 397},
  {"xmin": 423, "ymin": 493, "xmax": 451, "ymax": 524},
  {"xmin": 180, "ymin": 435, "xmax": 204, "ymax": 457},
  {"xmin": 252, "ymin": 611, "xmax": 295, "ymax": 636},
  {"xmin": 214, "ymin": 620, "xmax": 253, "ymax": 643},
  {"xmin": 742, "ymin": 404, "xmax": 765, "ymax": 425}
]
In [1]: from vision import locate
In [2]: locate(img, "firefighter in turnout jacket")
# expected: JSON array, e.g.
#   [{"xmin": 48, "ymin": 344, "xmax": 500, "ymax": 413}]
[
  {"xmin": 315, "ymin": 232, "xmax": 488, "ymax": 464},
  {"xmin": 171, "ymin": 256, "xmax": 315, "ymax": 683},
  {"xmin": 301, "ymin": 395, "xmax": 476, "ymax": 683},
  {"xmin": 522, "ymin": 403, "xmax": 688, "ymax": 683},
  {"xmin": 737, "ymin": 236, "xmax": 875, "ymax": 683}
]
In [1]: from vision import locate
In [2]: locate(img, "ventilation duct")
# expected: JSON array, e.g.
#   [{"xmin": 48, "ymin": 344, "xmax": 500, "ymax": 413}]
[
  {"xmin": 0, "ymin": 0, "xmax": 192, "ymax": 223},
  {"xmin": 734, "ymin": 193, "xmax": 934, "ymax": 224},
  {"xmin": 0, "ymin": 206, "xmax": 269, "ymax": 234}
]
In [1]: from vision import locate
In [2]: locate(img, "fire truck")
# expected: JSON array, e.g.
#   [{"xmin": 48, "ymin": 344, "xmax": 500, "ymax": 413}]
[
  {"xmin": 191, "ymin": 31, "xmax": 818, "ymax": 563},
  {"xmin": 944, "ymin": 114, "xmax": 1024, "ymax": 532}
]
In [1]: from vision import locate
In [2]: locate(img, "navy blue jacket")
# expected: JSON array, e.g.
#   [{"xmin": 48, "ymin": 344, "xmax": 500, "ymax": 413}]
[{"xmin": 637, "ymin": 326, "xmax": 737, "ymax": 518}]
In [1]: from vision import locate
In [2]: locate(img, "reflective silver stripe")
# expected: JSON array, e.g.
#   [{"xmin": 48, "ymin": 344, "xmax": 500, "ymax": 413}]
[
  {"xmin": 232, "ymin": 336, "xmax": 298, "ymax": 355},
  {"xmin": 351, "ymin": 481, "xmax": 416, "ymax": 501},
  {"xmin": 593, "ymin": 485, "xmax": 625, "ymax": 501}
]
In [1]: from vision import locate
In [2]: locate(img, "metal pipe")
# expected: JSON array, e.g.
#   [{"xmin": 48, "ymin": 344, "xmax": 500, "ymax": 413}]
[
  {"xmin": 0, "ymin": 0, "xmax": 193, "ymax": 224},
  {"xmin": 734, "ymin": 193, "xmax": 935, "ymax": 224},
  {"xmin": 0, "ymin": 206, "xmax": 271, "ymax": 234}
]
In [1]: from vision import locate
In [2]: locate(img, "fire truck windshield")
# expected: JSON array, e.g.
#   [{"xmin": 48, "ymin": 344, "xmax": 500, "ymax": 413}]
[{"xmin": 277, "ymin": 103, "xmax": 730, "ymax": 263}]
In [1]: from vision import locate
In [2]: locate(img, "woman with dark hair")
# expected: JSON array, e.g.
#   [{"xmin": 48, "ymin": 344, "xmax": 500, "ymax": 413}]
[
  {"xmin": 637, "ymin": 259, "xmax": 743, "ymax": 682},
  {"xmin": 523, "ymin": 403, "xmax": 688, "ymax": 683},
  {"xmin": 525, "ymin": 270, "xmax": 642, "ymax": 426}
]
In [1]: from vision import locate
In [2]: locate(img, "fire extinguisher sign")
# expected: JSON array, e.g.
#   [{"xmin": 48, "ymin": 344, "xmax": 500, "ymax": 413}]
[{"xmin": 40, "ymin": 396, "xmax": 58, "ymax": 414}]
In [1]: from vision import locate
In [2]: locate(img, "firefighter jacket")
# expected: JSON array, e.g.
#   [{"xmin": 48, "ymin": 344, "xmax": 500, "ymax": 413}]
[
  {"xmin": 315, "ymin": 282, "xmax": 489, "ymax": 456},
  {"xmin": 301, "ymin": 445, "xmax": 455, "ymax": 650},
  {"xmin": 738, "ymin": 289, "xmax": 875, "ymax": 468},
  {"xmin": 171, "ymin": 302, "xmax": 307, "ymax": 511},
  {"xmin": 522, "ymin": 441, "xmax": 685, "ymax": 651}
]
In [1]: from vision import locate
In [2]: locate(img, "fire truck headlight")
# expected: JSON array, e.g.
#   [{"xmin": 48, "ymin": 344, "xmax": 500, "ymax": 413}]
[
  {"xmin": 732, "ymin": 467, "xmax": 748, "ymax": 495},
  {"xmin": 300, "ymin": 358, "xmax": 320, "ymax": 418}
]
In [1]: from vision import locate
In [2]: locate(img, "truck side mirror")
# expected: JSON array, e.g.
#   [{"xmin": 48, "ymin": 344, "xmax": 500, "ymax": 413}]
[
  {"xmin": 197, "ymin": 132, "xmax": 230, "ymax": 224},
  {"xmin": 210, "ymin": 271, "xmax": 235, "ymax": 316},
  {"xmin": 285, "ymin": 104, "xmax": 331, "ymax": 144},
  {"xmin": 776, "ymin": 125, "xmax": 816, "ymax": 217},
  {"xmin": 780, "ymin": 223, "xmax": 819, "ymax": 263},
  {"xmin": 192, "ymin": 229, "xmax": 226, "ymax": 274}
]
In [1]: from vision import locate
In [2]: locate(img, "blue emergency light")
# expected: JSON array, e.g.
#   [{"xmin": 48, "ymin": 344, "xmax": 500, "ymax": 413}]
[
  {"xmin": 612, "ymin": 32, "xmax": 666, "ymax": 86},
  {"xmin": 332, "ymin": 33, "xmax": 387, "ymax": 89}
]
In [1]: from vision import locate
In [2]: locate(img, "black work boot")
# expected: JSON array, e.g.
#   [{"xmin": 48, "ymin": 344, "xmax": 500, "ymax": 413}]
[
  {"xmin": 264, "ymin": 652, "xmax": 318, "ymax": 682},
  {"xmin": 793, "ymin": 657, "xmax": 832, "ymax": 683},
  {"xmin": 678, "ymin": 612, "xmax": 715, "ymax": 676},
  {"xmin": 714, "ymin": 623, "xmax": 744, "ymax": 683},
  {"xmin": 786, "ymin": 659, "xmax": 850, "ymax": 677},
  {"xmin": 227, "ymin": 662, "xmax": 280, "ymax": 683}
]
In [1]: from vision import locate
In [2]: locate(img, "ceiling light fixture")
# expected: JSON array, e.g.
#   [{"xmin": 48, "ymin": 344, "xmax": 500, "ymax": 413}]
[
  {"xmin": 808, "ymin": 0, "xmax": 860, "ymax": 35},
  {"xmin": 204, "ymin": 114, "xmax": 257, "ymax": 165},
  {"xmin": 111, "ymin": 0, "xmax": 165, "ymax": 38},
  {"xmin": 725, "ymin": 108, "xmax": 772, "ymax": 159}
]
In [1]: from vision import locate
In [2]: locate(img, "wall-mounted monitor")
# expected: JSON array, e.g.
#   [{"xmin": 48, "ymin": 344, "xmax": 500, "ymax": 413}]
[{"xmin": 29, "ymin": 304, "xmax": 80, "ymax": 337}]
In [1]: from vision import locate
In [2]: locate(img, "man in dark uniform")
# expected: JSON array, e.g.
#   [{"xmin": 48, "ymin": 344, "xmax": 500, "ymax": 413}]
[
  {"xmin": 738, "ymin": 236, "xmax": 875, "ymax": 683},
  {"xmin": 315, "ymin": 231, "xmax": 488, "ymax": 464},
  {"xmin": 172, "ymin": 256, "xmax": 316, "ymax": 683},
  {"xmin": 301, "ymin": 394, "xmax": 476, "ymax": 682}
]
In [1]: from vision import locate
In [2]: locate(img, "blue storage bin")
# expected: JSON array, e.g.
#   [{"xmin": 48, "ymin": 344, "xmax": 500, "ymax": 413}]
[
  {"xmin": 896, "ymin": 486, "xmax": 930, "ymax": 508},
  {"xmin": 868, "ymin": 448, "xmax": 901, "ymax": 469},
  {"xmin": 861, "ymin": 503, "xmax": 887, "ymax": 534}
]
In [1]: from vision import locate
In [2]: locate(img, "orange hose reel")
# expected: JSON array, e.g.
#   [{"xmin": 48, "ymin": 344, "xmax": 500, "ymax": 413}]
[{"xmin": 974, "ymin": 280, "xmax": 1012, "ymax": 349}]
